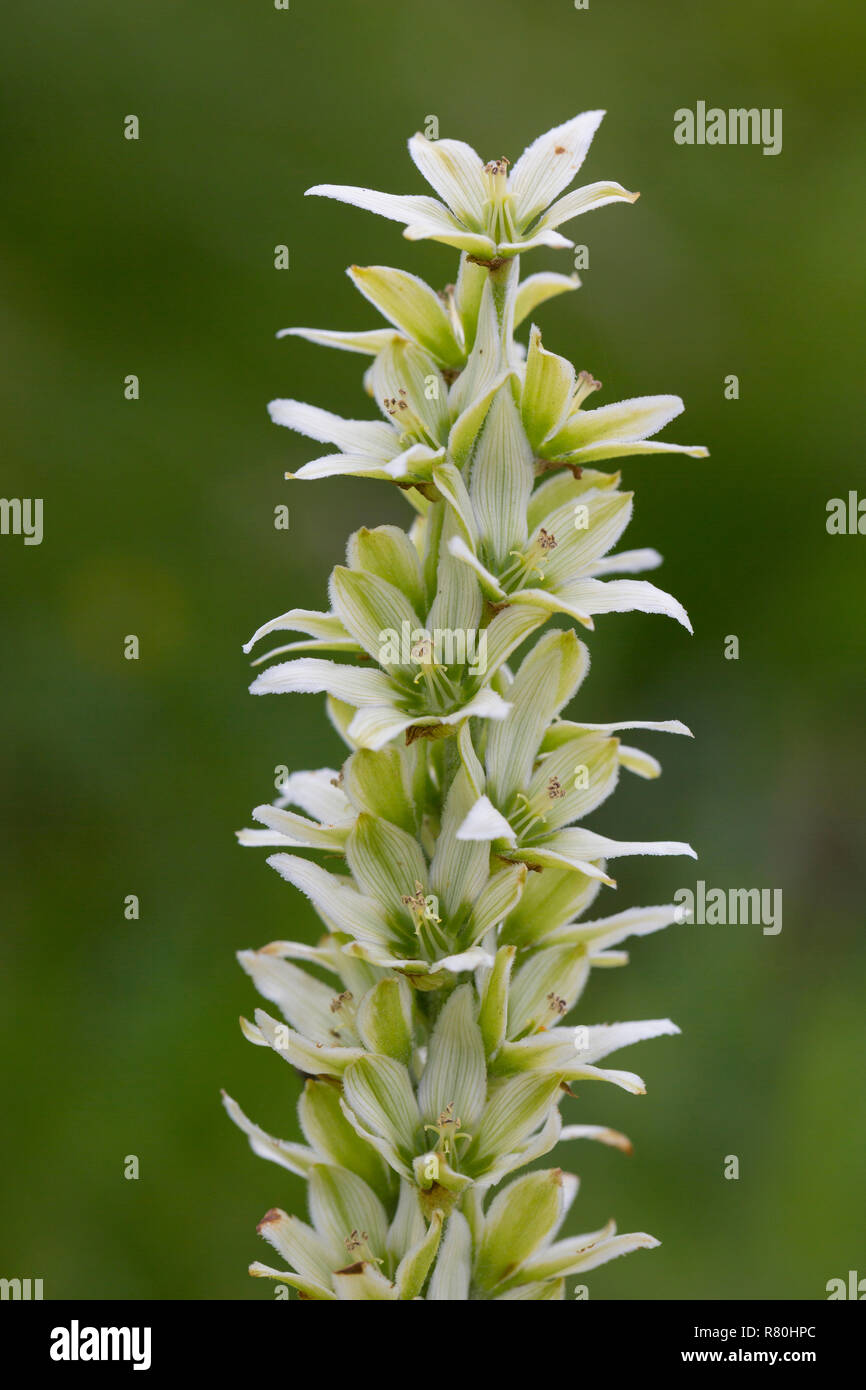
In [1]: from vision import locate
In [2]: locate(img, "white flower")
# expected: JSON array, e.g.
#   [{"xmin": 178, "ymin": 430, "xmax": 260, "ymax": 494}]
[{"xmin": 307, "ymin": 112, "xmax": 638, "ymax": 261}]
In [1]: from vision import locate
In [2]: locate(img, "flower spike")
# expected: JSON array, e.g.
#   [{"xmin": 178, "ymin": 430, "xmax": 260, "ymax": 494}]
[{"xmin": 228, "ymin": 112, "xmax": 704, "ymax": 1301}]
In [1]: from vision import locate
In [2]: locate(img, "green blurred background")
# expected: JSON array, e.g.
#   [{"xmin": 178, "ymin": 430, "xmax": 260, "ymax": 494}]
[{"xmin": 1, "ymin": 0, "xmax": 864, "ymax": 1299}]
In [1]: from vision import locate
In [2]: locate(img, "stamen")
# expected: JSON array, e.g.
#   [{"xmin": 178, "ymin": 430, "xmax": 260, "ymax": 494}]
[
  {"xmin": 423, "ymin": 1101, "xmax": 473, "ymax": 1157},
  {"xmin": 572, "ymin": 370, "xmax": 603, "ymax": 410}
]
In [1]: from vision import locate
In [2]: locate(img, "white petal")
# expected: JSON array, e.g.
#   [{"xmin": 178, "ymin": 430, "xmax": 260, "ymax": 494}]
[
  {"xmin": 590, "ymin": 547, "xmax": 663, "ymax": 575},
  {"xmin": 243, "ymin": 608, "xmax": 347, "ymax": 655},
  {"xmin": 456, "ymin": 794, "xmax": 517, "ymax": 844},
  {"xmin": 306, "ymin": 186, "xmax": 496, "ymax": 255},
  {"xmin": 222, "ymin": 1092, "xmax": 315, "ymax": 1176},
  {"xmin": 438, "ymin": 946, "xmax": 496, "ymax": 974},
  {"xmin": 556, "ymin": 395, "xmax": 685, "ymax": 450},
  {"xmin": 514, "ymin": 272, "xmax": 581, "ymax": 329},
  {"xmin": 407, "ymin": 134, "xmax": 486, "ymax": 226},
  {"xmin": 267, "ymin": 398, "xmax": 395, "ymax": 455},
  {"xmin": 510, "ymin": 111, "xmax": 606, "ymax": 225},
  {"xmin": 539, "ymin": 180, "xmax": 639, "ymax": 231},
  {"xmin": 560, "ymin": 578, "xmax": 692, "ymax": 632},
  {"xmin": 249, "ymin": 657, "xmax": 395, "ymax": 705},
  {"xmin": 277, "ymin": 325, "xmax": 399, "ymax": 356}
]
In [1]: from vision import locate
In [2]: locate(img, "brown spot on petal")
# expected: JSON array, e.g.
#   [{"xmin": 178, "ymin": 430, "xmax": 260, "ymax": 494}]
[
  {"xmin": 554, "ymin": 145, "xmax": 566, "ymax": 154},
  {"xmin": 334, "ymin": 1261, "xmax": 366, "ymax": 1276},
  {"xmin": 257, "ymin": 1208, "xmax": 284, "ymax": 1233}
]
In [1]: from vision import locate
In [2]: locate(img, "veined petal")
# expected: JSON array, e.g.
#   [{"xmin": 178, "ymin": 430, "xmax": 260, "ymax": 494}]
[
  {"xmin": 370, "ymin": 338, "xmax": 450, "ymax": 446},
  {"xmin": 427, "ymin": 1210, "xmax": 472, "ymax": 1301},
  {"xmin": 524, "ymin": 730, "xmax": 620, "ymax": 830},
  {"xmin": 447, "ymin": 278, "xmax": 505, "ymax": 420},
  {"xmin": 538, "ymin": 179, "xmax": 639, "ymax": 231},
  {"xmin": 418, "ymin": 984, "xmax": 487, "ymax": 1129},
  {"xmin": 306, "ymin": 184, "xmax": 497, "ymax": 254},
  {"xmin": 222, "ymin": 1092, "xmax": 315, "ymax": 1177},
  {"xmin": 519, "ymin": 1230, "xmax": 659, "ymax": 1282},
  {"xmin": 478, "ymin": 944, "xmax": 516, "ymax": 1059},
  {"xmin": 618, "ymin": 744, "xmax": 662, "ymax": 778},
  {"xmin": 510, "ymin": 111, "xmax": 606, "ymax": 226},
  {"xmin": 249, "ymin": 656, "xmax": 395, "ymax": 705},
  {"xmin": 308, "ymin": 1164, "xmax": 389, "ymax": 1265},
  {"xmin": 345, "ymin": 705, "xmax": 418, "ymax": 751},
  {"xmin": 343, "ymin": 744, "xmax": 418, "ymax": 834},
  {"xmin": 275, "ymin": 766, "xmax": 354, "ymax": 822},
  {"xmin": 446, "ymin": 535, "xmax": 506, "ymax": 600},
  {"xmin": 590, "ymin": 547, "xmax": 663, "ymax": 575},
  {"xmin": 497, "ymin": 1035, "xmax": 647, "ymax": 1093},
  {"xmin": 464, "ymin": 1073, "xmax": 564, "ymax": 1178},
  {"xmin": 347, "ymin": 524, "xmax": 426, "ymax": 616},
  {"xmin": 299, "ymin": 1080, "xmax": 392, "ymax": 1200},
  {"xmin": 500, "ymin": 862, "xmax": 601, "ymax": 948},
  {"xmin": 248, "ymin": 1260, "xmax": 335, "ymax": 1300},
  {"xmin": 431, "ymin": 769, "xmax": 491, "ymax": 917},
  {"xmin": 485, "ymin": 628, "xmax": 589, "ymax": 808},
  {"xmin": 348, "ymin": 265, "xmax": 463, "ymax": 367},
  {"xmin": 265, "ymin": 853, "xmax": 395, "ymax": 948},
  {"xmin": 432, "ymin": 462, "xmax": 479, "ymax": 546},
  {"xmin": 481, "ymin": 604, "xmax": 549, "ymax": 683},
  {"xmin": 542, "ymin": 827, "xmax": 698, "ymax": 865},
  {"xmin": 243, "ymin": 608, "xmax": 349, "ymax": 655},
  {"xmin": 427, "ymin": 541, "xmax": 483, "ymax": 641},
  {"xmin": 551, "ymin": 394, "xmax": 685, "ymax": 452},
  {"xmin": 558, "ymin": 438, "xmax": 709, "ymax": 465},
  {"xmin": 330, "ymin": 565, "xmax": 423, "ymax": 673},
  {"xmin": 255, "ymin": 1207, "xmax": 336, "ymax": 1291},
  {"xmin": 267, "ymin": 398, "xmax": 395, "ymax": 456},
  {"xmin": 465, "ymin": 863, "xmax": 527, "ymax": 945},
  {"xmin": 345, "ymin": 813, "xmax": 428, "ymax": 923},
  {"xmin": 254, "ymin": 1008, "xmax": 365, "ymax": 1077},
  {"xmin": 448, "ymin": 369, "xmax": 514, "ymax": 469},
  {"xmin": 291, "ymin": 452, "xmax": 407, "ymax": 482},
  {"xmin": 475, "ymin": 1169, "xmax": 568, "ymax": 1291},
  {"xmin": 548, "ymin": 903, "xmax": 682, "ymax": 951},
  {"xmin": 534, "ymin": 489, "xmax": 634, "ymax": 588},
  {"xmin": 249, "ymin": 806, "xmax": 349, "ymax": 850},
  {"xmin": 526, "ymin": 467, "xmax": 620, "ymax": 533},
  {"xmin": 541, "ymin": 717, "xmax": 692, "ymax": 744},
  {"xmin": 506, "ymin": 946, "xmax": 591, "ymax": 1038},
  {"xmin": 521, "ymin": 325, "xmax": 576, "ymax": 451},
  {"xmin": 332, "ymin": 1263, "xmax": 400, "ymax": 1300},
  {"xmin": 395, "ymin": 1209, "xmax": 444, "ymax": 1300},
  {"xmin": 342, "ymin": 1054, "xmax": 424, "ymax": 1163},
  {"xmin": 408, "ymin": 133, "xmax": 487, "ymax": 226},
  {"xmin": 456, "ymin": 794, "xmax": 517, "ymax": 845},
  {"xmin": 356, "ymin": 977, "xmax": 414, "ymax": 1067},
  {"xmin": 514, "ymin": 272, "xmax": 581, "ymax": 329},
  {"xmin": 237, "ymin": 950, "xmax": 354, "ymax": 1044},
  {"xmin": 438, "ymin": 945, "xmax": 496, "ymax": 974},
  {"xmin": 469, "ymin": 389, "xmax": 534, "ymax": 566},
  {"xmin": 560, "ymin": 1123, "xmax": 633, "ymax": 1153},
  {"xmin": 575, "ymin": 1018, "xmax": 680, "ymax": 1064},
  {"xmin": 277, "ymin": 325, "xmax": 399, "ymax": 356},
  {"xmin": 559, "ymin": 578, "xmax": 693, "ymax": 632},
  {"xmin": 499, "ymin": 226, "xmax": 576, "ymax": 255}
]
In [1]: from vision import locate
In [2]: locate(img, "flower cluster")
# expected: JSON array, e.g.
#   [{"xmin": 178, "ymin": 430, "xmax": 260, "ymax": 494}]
[{"xmin": 225, "ymin": 112, "xmax": 704, "ymax": 1300}]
